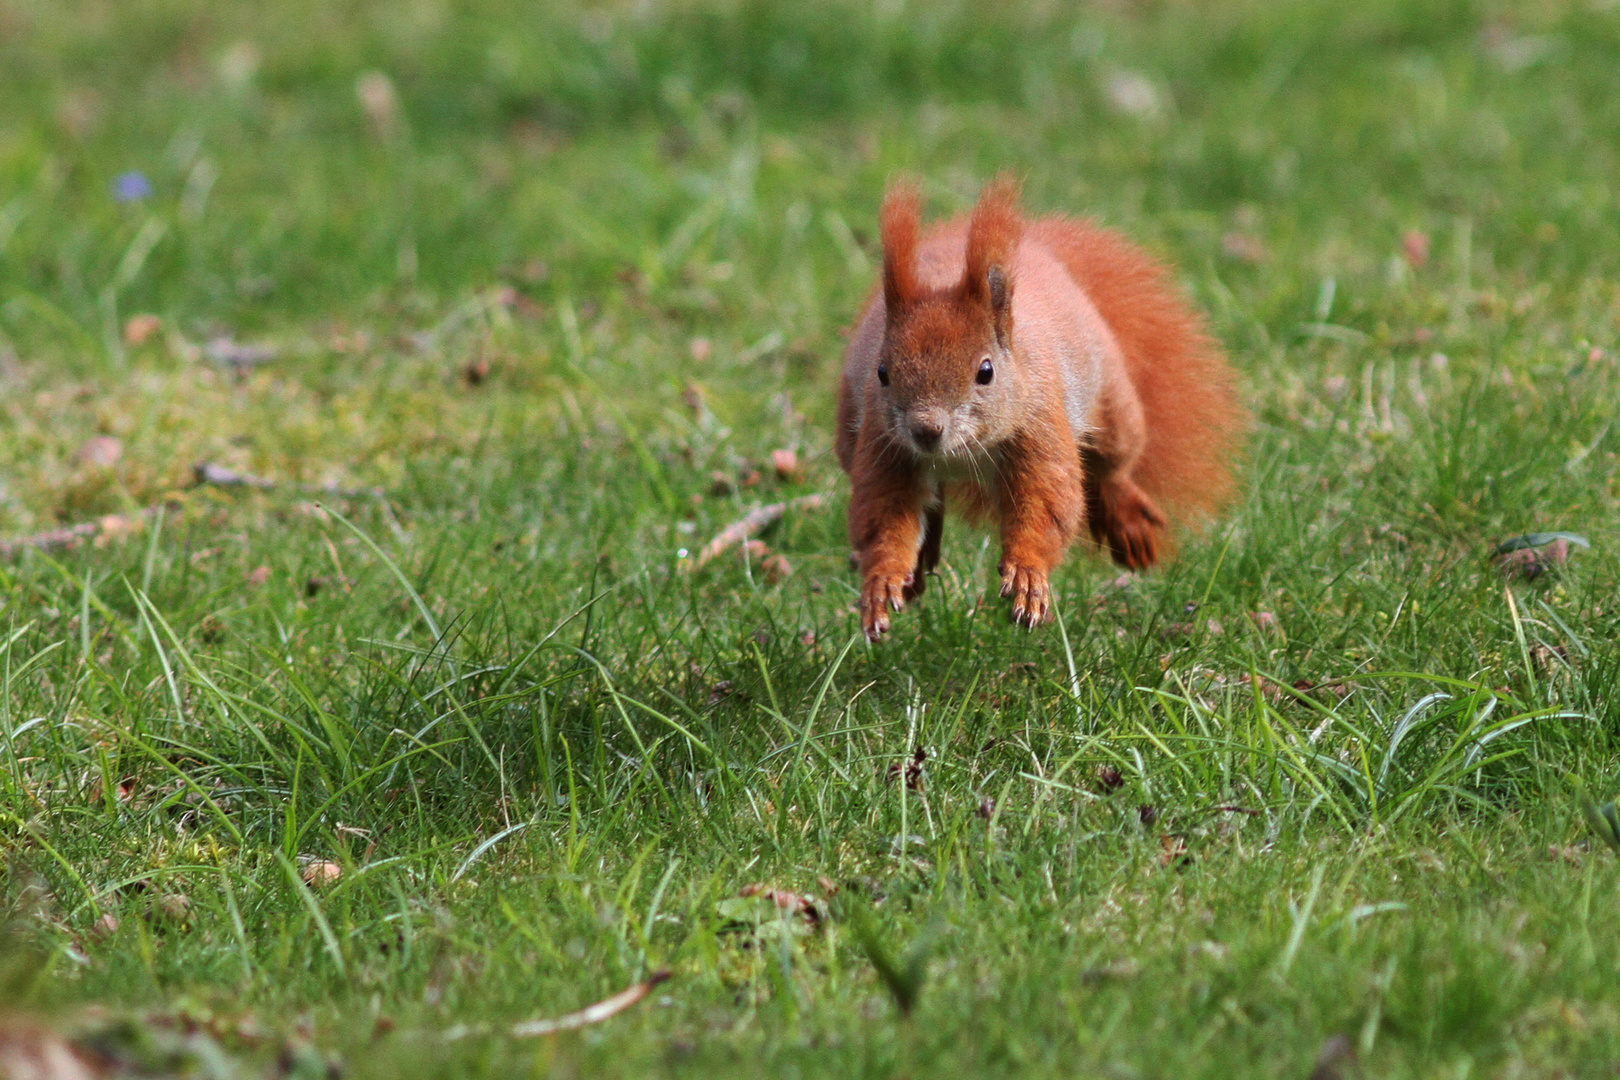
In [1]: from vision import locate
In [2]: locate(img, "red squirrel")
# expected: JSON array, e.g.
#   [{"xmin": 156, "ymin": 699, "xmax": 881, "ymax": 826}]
[{"xmin": 834, "ymin": 178, "xmax": 1242, "ymax": 641}]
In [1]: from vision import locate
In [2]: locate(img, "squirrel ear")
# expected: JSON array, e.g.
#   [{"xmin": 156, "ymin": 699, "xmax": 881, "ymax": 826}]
[
  {"xmin": 880, "ymin": 181, "xmax": 922, "ymax": 315},
  {"xmin": 987, "ymin": 265, "xmax": 1008, "ymax": 312},
  {"xmin": 986, "ymin": 265, "xmax": 1012, "ymax": 348},
  {"xmin": 963, "ymin": 176, "xmax": 1021, "ymax": 345}
]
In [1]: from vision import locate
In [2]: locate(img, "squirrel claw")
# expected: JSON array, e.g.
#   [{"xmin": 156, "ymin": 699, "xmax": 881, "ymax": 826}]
[
  {"xmin": 999, "ymin": 563, "xmax": 1052, "ymax": 629},
  {"xmin": 860, "ymin": 571, "xmax": 912, "ymax": 641}
]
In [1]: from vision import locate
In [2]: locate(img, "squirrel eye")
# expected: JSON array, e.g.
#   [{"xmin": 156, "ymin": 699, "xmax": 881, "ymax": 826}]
[
  {"xmin": 877, "ymin": 363, "xmax": 889, "ymax": 387},
  {"xmin": 976, "ymin": 358, "xmax": 994, "ymax": 385}
]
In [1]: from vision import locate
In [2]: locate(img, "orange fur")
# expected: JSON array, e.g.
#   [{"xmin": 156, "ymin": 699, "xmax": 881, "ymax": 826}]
[
  {"xmin": 834, "ymin": 177, "xmax": 1243, "ymax": 640},
  {"xmin": 1028, "ymin": 217, "xmax": 1243, "ymax": 526},
  {"xmin": 879, "ymin": 181, "xmax": 922, "ymax": 312},
  {"xmin": 963, "ymin": 177, "xmax": 1022, "ymax": 307}
]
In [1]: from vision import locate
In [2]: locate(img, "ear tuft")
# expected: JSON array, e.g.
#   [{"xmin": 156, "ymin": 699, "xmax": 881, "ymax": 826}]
[
  {"xmin": 963, "ymin": 175, "xmax": 1023, "ymax": 309},
  {"xmin": 880, "ymin": 179, "xmax": 922, "ymax": 314}
]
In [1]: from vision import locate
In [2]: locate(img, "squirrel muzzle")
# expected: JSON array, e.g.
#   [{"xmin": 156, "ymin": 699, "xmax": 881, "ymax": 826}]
[{"xmin": 904, "ymin": 407, "xmax": 949, "ymax": 454}]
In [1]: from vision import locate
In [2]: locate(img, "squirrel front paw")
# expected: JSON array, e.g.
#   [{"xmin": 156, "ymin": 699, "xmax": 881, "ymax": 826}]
[
  {"xmin": 860, "ymin": 569, "xmax": 913, "ymax": 641},
  {"xmin": 998, "ymin": 561, "xmax": 1052, "ymax": 629}
]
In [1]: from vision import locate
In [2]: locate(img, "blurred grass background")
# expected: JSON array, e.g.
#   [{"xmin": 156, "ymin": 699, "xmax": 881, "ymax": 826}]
[
  {"xmin": 3, "ymin": 1, "xmax": 1620, "ymax": 1077},
  {"xmin": 2, "ymin": 0, "xmax": 1616, "ymax": 528}
]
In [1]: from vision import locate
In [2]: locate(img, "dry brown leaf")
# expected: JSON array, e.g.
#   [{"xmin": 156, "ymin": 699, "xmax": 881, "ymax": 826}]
[
  {"xmin": 1094, "ymin": 765, "xmax": 1126, "ymax": 794},
  {"xmin": 884, "ymin": 747, "xmax": 926, "ymax": 791},
  {"xmin": 1159, "ymin": 834, "xmax": 1192, "ymax": 869},
  {"xmin": 1548, "ymin": 843, "xmax": 1584, "ymax": 867},
  {"xmin": 705, "ymin": 680, "xmax": 734, "ymax": 707},
  {"xmin": 739, "ymin": 883, "xmax": 822, "ymax": 924},
  {"xmin": 1079, "ymin": 960, "xmax": 1140, "ymax": 984},
  {"xmin": 156, "ymin": 894, "xmax": 190, "ymax": 923},
  {"xmin": 0, "ymin": 1022, "xmax": 102, "ymax": 1080},
  {"xmin": 761, "ymin": 553, "xmax": 792, "ymax": 584},
  {"xmin": 1309, "ymin": 1034, "xmax": 1357, "ymax": 1080},
  {"xmin": 1495, "ymin": 538, "xmax": 1569, "ymax": 580}
]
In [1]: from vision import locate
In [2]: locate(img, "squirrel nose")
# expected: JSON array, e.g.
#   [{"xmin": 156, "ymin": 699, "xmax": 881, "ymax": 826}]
[{"xmin": 909, "ymin": 420, "xmax": 944, "ymax": 451}]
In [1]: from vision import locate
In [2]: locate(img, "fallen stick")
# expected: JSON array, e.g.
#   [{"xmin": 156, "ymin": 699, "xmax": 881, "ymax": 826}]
[
  {"xmin": 0, "ymin": 507, "xmax": 164, "ymax": 559},
  {"xmin": 693, "ymin": 494, "xmax": 828, "ymax": 569},
  {"xmin": 192, "ymin": 462, "xmax": 275, "ymax": 489},
  {"xmin": 508, "ymin": 970, "xmax": 671, "ymax": 1038},
  {"xmin": 193, "ymin": 461, "xmax": 384, "ymax": 500},
  {"xmin": 0, "ymin": 464, "xmax": 391, "ymax": 561}
]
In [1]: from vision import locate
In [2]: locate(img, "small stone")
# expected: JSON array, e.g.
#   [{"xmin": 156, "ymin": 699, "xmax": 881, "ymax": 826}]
[
  {"xmin": 1103, "ymin": 70, "xmax": 1162, "ymax": 119},
  {"xmin": 355, "ymin": 70, "xmax": 399, "ymax": 133},
  {"xmin": 770, "ymin": 448, "xmax": 801, "ymax": 483},
  {"xmin": 301, "ymin": 860, "xmax": 341, "ymax": 887},
  {"xmin": 77, "ymin": 435, "xmax": 123, "ymax": 468},
  {"xmin": 1401, "ymin": 229, "xmax": 1431, "ymax": 269},
  {"xmin": 92, "ymin": 912, "xmax": 120, "ymax": 937},
  {"xmin": 1220, "ymin": 232, "xmax": 1267, "ymax": 264},
  {"xmin": 123, "ymin": 313, "xmax": 163, "ymax": 348}
]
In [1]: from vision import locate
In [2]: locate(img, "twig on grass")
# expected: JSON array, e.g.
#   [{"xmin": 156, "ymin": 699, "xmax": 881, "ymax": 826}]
[
  {"xmin": 508, "ymin": 971, "xmax": 672, "ymax": 1038},
  {"xmin": 0, "ymin": 462, "xmax": 392, "ymax": 561},
  {"xmin": 691, "ymin": 493, "xmax": 828, "ymax": 569},
  {"xmin": 193, "ymin": 461, "xmax": 386, "ymax": 500},
  {"xmin": 441, "ymin": 971, "xmax": 672, "ymax": 1042},
  {"xmin": 0, "ymin": 507, "xmax": 165, "ymax": 559}
]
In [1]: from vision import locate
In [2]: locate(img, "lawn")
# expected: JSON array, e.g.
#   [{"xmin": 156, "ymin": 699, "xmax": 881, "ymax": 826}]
[{"xmin": 3, "ymin": 0, "xmax": 1620, "ymax": 1076}]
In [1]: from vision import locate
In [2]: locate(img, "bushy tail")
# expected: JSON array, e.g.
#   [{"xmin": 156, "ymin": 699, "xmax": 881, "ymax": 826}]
[{"xmin": 1031, "ymin": 217, "xmax": 1244, "ymax": 524}]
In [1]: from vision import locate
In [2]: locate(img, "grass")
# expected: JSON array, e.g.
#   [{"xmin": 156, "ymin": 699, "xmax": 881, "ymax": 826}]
[{"xmin": 3, "ymin": 0, "xmax": 1620, "ymax": 1075}]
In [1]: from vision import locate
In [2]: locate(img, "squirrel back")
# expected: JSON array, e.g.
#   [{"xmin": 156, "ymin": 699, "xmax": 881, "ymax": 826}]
[{"xmin": 1025, "ymin": 216, "xmax": 1242, "ymax": 525}]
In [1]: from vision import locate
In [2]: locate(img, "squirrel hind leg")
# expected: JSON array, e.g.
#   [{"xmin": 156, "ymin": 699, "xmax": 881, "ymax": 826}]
[
  {"xmin": 903, "ymin": 501, "xmax": 946, "ymax": 601},
  {"xmin": 1089, "ymin": 475, "xmax": 1168, "ymax": 571}
]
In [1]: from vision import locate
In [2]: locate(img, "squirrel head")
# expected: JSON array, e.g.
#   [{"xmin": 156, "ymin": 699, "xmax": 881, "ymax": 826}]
[{"xmin": 875, "ymin": 177, "xmax": 1023, "ymax": 458}]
